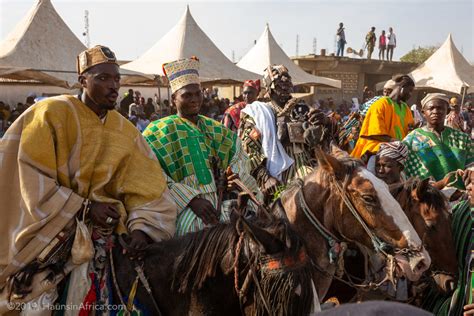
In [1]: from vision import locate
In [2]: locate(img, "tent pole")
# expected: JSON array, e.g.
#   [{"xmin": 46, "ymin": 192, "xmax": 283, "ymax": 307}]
[
  {"xmin": 461, "ymin": 86, "xmax": 467, "ymax": 106},
  {"xmin": 157, "ymin": 77, "xmax": 162, "ymax": 117}
]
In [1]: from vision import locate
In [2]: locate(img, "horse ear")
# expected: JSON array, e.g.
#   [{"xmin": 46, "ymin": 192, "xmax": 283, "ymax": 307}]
[
  {"xmin": 415, "ymin": 178, "xmax": 430, "ymax": 201},
  {"xmin": 330, "ymin": 144, "xmax": 350, "ymax": 159},
  {"xmin": 276, "ymin": 222, "xmax": 292, "ymax": 249},
  {"xmin": 315, "ymin": 147, "xmax": 346, "ymax": 179},
  {"xmin": 238, "ymin": 216, "xmax": 283, "ymax": 254}
]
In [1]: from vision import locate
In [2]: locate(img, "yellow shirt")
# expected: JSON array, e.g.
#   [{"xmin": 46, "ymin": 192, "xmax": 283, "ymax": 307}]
[{"xmin": 351, "ymin": 97, "xmax": 414, "ymax": 158}]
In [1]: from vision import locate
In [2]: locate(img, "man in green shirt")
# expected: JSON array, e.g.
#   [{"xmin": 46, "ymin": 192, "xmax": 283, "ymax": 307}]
[
  {"xmin": 403, "ymin": 93, "xmax": 474, "ymax": 190},
  {"xmin": 143, "ymin": 57, "xmax": 260, "ymax": 236}
]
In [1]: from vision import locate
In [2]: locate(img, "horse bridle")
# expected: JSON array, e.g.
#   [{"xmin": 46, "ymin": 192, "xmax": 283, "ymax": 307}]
[{"xmin": 294, "ymin": 176, "xmax": 393, "ymax": 261}]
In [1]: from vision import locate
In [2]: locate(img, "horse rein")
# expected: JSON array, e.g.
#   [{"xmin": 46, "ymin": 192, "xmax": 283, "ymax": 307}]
[
  {"xmin": 109, "ymin": 236, "xmax": 163, "ymax": 316},
  {"xmin": 331, "ymin": 176, "xmax": 393, "ymax": 258},
  {"xmin": 294, "ymin": 174, "xmax": 392, "ymax": 261}
]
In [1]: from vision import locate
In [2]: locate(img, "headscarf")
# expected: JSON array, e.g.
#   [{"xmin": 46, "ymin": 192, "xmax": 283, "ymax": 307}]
[
  {"xmin": 243, "ymin": 79, "xmax": 261, "ymax": 92},
  {"xmin": 383, "ymin": 79, "xmax": 396, "ymax": 90},
  {"xmin": 377, "ymin": 141, "xmax": 409, "ymax": 165},
  {"xmin": 421, "ymin": 93, "xmax": 450, "ymax": 109}
]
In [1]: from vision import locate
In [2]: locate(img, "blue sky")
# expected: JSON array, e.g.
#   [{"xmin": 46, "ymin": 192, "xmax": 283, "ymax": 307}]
[{"xmin": 1, "ymin": 0, "xmax": 473, "ymax": 63}]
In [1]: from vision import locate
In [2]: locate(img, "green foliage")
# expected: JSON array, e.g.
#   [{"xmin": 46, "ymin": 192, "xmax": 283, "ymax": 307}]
[
  {"xmin": 400, "ymin": 46, "xmax": 439, "ymax": 64},
  {"xmin": 272, "ymin": 184, "xmax": 287, "ymax": 201}
]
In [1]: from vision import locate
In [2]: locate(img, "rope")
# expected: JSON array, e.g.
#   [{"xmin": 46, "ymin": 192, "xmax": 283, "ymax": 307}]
[
  {"xmin": 332, "ymin": 177, "xmax": 392, "ymax": 257},
  {"xmin": 234, "ymin": 232, "xmax": 245, "ymax": 296}
]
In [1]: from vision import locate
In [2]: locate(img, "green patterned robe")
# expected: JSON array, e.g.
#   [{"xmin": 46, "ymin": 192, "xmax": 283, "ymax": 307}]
[
  {"xmin": 403, "ymin": 126, "xmax": 474, "ymax": 189},
  {"xmin": 143, "ymin": 114, "xmax": 260, "ymax": 236}
]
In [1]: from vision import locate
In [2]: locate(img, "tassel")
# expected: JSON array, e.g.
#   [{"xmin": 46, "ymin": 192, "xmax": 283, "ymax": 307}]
[{"xmin": 127, "ymin": 275, "xmax": 139, "ymax": 311}]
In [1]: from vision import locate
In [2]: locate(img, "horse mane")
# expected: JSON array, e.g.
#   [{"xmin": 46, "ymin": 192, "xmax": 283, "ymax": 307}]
[
  {"xmin": 170, "ymin": 219, "xmax": 314, "ymax": 316},
  {"xmin": 172, "ymin": 223, "xmax": 238, "ymax": 293}
]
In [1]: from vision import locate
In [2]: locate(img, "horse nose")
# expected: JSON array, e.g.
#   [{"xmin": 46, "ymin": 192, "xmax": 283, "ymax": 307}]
[
  {"xmin": 444, "ymin": 276, "xmax": 456, "ymax": 293},
  {"xmin": 433, "ymin": 273, "xmax": 456, "ymax": 294},
  {"xmin": 410, "ymin": 248, "xmax": 432, "ymax": 280},
  {"xmin": 395, "ymin": 248, "xmax": 431, "ymax": 281}
]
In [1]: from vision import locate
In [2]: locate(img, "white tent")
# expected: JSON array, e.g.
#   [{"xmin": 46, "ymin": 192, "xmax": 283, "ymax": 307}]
[
  {"xmin": 0, "ymin": 0, "xmax": 87, "ymax": 88},
  {"xmin": 0, "ymin": 0, "xmax": 153, "ymax": 88},
  {"xmin": 237, "ymin": 24, "xmax": 341, "ymax": 89},
  {"xmin": 121, "ymin": 6, "xmax": 259, "ymax": 84},
  {"xmin": 376, "ymin": 34, "xmax": 474, "ymax": 94}
]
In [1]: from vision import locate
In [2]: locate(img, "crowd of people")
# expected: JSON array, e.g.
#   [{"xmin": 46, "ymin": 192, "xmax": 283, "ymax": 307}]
[
  {"xmin": 0, "ymin": 44, "xmax": 472, "ymax": 315},
  {"xmin": 336, "ymin": 22, "xmax": 397, "ymax": 61}
]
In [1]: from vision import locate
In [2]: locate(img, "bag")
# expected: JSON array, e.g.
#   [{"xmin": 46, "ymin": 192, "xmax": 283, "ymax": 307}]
[
  {"xmin": 71, "ymin": 211, "xmax": 94, "ymax": 265},
  {"xmin": 64, "ymin": 262, "xmax": 91, "ymax": 316}
]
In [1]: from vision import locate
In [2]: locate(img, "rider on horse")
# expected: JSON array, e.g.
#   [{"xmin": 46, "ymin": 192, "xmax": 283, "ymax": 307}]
[
  {"xmin": 0, "ymin": 46, "xmax": 177, "ymax": 314},
  {"xmin": 238, "ymin": 65, "xmax": 335, "ymax": 202},
  {"xmin": 143, "ymin": 57, "xmax": 261, "ymax": 236}
]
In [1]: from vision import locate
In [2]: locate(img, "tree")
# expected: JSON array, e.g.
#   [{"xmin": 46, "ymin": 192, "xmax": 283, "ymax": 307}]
[{"xmin": 400, "ymin": 46, "xmax": 439, "ymax": 64}]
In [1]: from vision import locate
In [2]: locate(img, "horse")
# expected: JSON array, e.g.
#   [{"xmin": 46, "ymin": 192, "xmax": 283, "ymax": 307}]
[
  {"xmin": 324, "ymin": 177, "xmax": 457, "ymax": 303},
  {"xmin": 111, "ymin": 212, "xmax": 316, "ymax": 315},
  {"xmin": 272, "ymin": 148, "xmax": 431, "ymax": 299},
  {"xmin": 390, "ymin": 178, "xmax": 457, "ymax": 295}
]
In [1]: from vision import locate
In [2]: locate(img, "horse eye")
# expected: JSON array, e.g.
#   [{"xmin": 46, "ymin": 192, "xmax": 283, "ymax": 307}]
[
  {"xmin": 426, "ymin": 221, "xmax": 437, "ymax": 231},
  {"xmin": 362, "ymin": 195, "xmax": 376, "ymax": 204}
]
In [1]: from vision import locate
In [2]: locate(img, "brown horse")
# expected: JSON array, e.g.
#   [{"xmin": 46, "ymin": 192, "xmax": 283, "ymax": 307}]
[
  {"xmin": 390, "ymin": 178, "xmax": 457, "ymax": 294},
  {"xmin": 275, "ymin": 148, "xmax": 431, "ymax": 299},
  {"xmin": 111, "ymin": 213, "xmax": 315, "ymax": 315},
  {"xmin": 325, "ymin": 177, "xmax": 457, "ymax": 303}
]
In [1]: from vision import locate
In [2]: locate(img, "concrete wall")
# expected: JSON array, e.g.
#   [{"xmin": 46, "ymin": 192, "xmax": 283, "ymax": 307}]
[
  {"xmin": 293, "ymin": 55, "xmax": 418, "ymax": 104},
  {"xmin": 0, "ymin": 84, "xmax": 75, "ymax": 106}
]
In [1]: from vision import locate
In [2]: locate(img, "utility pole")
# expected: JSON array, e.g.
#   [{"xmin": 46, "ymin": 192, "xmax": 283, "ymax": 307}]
[
  {"xmin": 296, "ymin": 34, "xmax": 299, "ymax": 56},
  {"xmin": 313, "ymin": 37, "xmax": 317, "ymax": 55},
  {"xmin": 231, "ymin": 50, "xmax": 235, "ymax": 63},
  {"xmin": 82, "ymin": 10, "xmax": 90, "ymax": 48}
]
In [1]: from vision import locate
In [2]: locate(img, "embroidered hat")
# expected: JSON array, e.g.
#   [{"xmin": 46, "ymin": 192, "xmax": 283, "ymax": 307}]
[
  {"xmin": 162, "ymin": 57, "xmax": 200, "ymax": 93},
  {"xmin": 76, "ymin": 45, "xmax": 118, "ymax": 75}
]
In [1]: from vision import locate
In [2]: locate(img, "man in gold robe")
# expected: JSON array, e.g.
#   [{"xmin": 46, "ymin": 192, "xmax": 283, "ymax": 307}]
[{"xmin": 0, "ymin": 45, "xmax": 176, "ymax": 314}]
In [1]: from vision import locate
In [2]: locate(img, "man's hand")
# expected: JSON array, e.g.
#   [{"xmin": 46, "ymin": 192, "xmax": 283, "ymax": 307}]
[
  {"xmin": 284, "ymin": 98, "xmax": 299, "ymax": 109},
  {"xmin": 263, "ymin": 177, "xmax": 280, "ymax": 195},
  {"xmin": 464, "ymin": 303, "xmax": 474, "ymax": 315},
  {"xmin": 431, "ymin": 174, "xmax": 452, "ymax": 190},
  {"xmin": 308, "ymin": 109, "xmax": 328, "ymax": 126},
  {"xmin": 226, "ymin": 167, "xmax": 240, "ymax": 191},
  {"xmin": 462, "ymin": 168, "xmax": 473, "ymax": 188},
  {"xmin": 188, "ymin": 197, "xmax": 219, "ymax": 225},
  {"xmin": 463, "ymin": 168, "xmax": 474, "ymax": 205},
  {"xmin": 89, "ymin": 202, "xmax": 120, "ymax": 228},
  {"xmin": 122, "ymin": 230, "xmax": 152, "ymax": 261}
]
